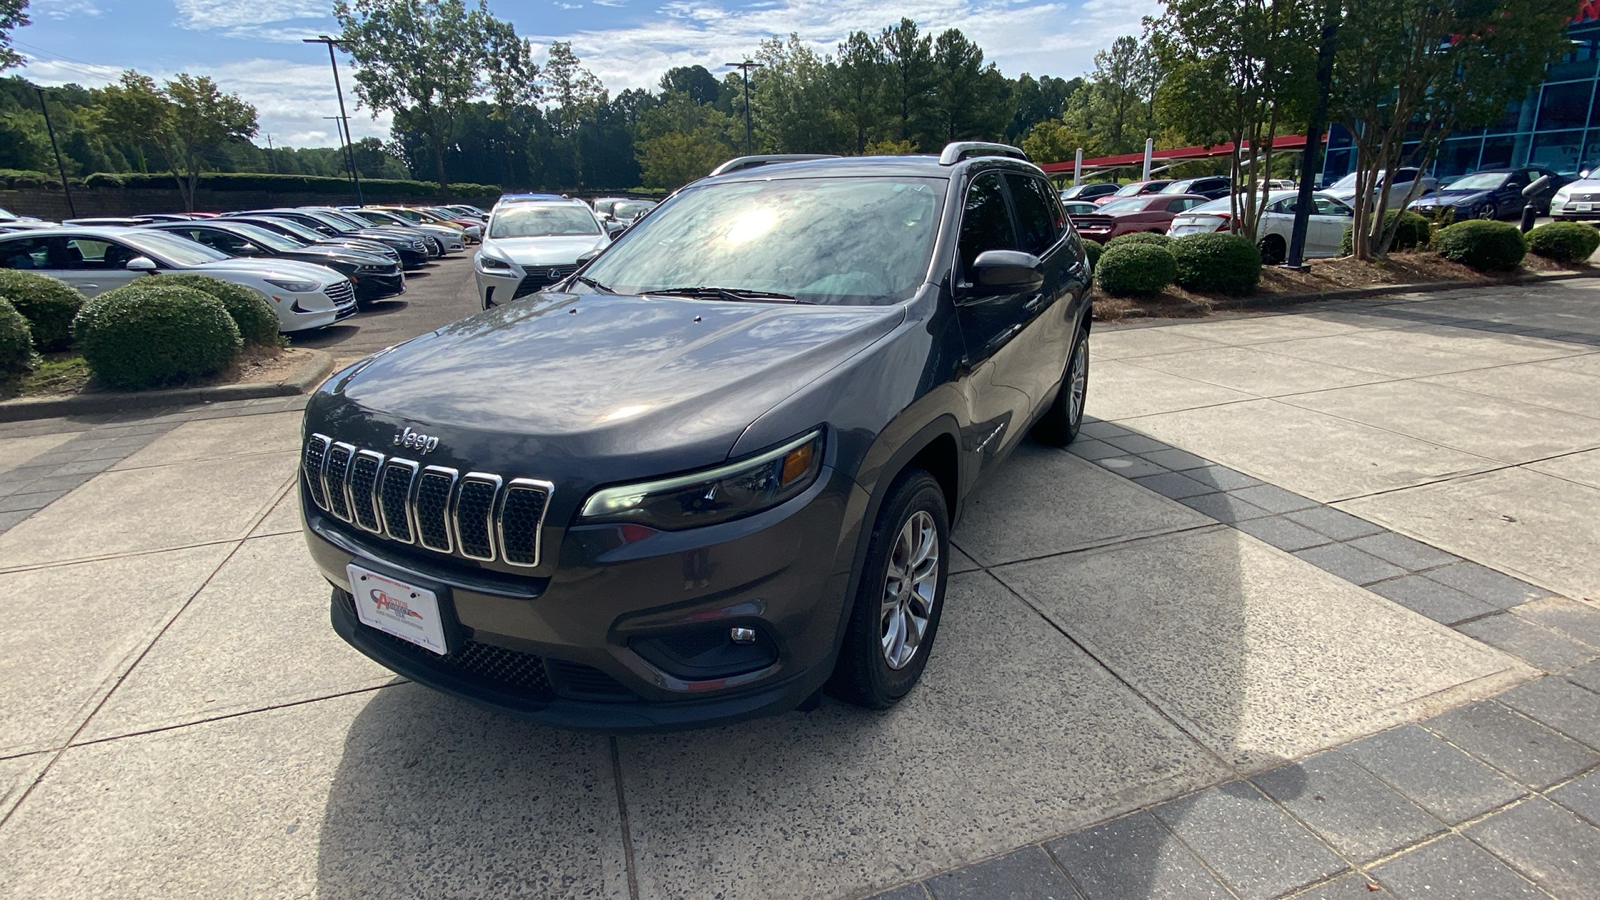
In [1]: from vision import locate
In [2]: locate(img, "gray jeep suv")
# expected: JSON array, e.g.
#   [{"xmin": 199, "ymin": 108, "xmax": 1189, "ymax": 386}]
[{"xmin": 299, "ymin": 143, "xmax": 1092, "ymax": 731}]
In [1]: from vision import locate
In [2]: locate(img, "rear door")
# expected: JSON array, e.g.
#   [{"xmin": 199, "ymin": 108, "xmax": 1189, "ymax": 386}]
[
  {"xmin": 1309, "ymin": 196, "xmax": 1355, "ymax": 256},
  {"xmin": 1005, "ymin": 171, "xmax": 1083, "ymax": 411}
]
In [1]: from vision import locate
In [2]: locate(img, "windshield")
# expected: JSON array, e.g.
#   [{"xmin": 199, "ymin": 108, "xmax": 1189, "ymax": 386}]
[
  {"xmin": 1189, "ymin": 197, "xmax": 1232, "ymax": 213},
  {"xmin": 489, "ymin": 205, "xmax": 601, "ymax": 238},
  {"xmin": 387, "ymin": 209, "xmax": 424, "ymax": 222},
  {"xmin": 1447, "ymin": 172, "xmax": 1509, "ymax": 191},
  {"xmin": 250, "ymin": 217, "xmax": 319, "ymax": 243},
  {"xmin": 123, "ymin": 231, "xmax": 230, "ymax": 266},
  {"xmin": 322, "ymin": 210, "xmax": 378, "ymax": 231},
  {"xmin": 222, "ymin": 223, "xmax": 300, "ymax": 252},
  {"xmin": 358, "ymin": 210, "xmax": 406, "ymax": 225},
  {"xmin": 581, "ymin": 176, "xmax": 944, "ymax": 306},
  {"xmin": 614, "ymin": 201, "xmax": 655, "ymax": 218},
  {"xmin": 300, "ymin": 211, "xmax": 358, "ymax": 233},
  {"xmin": 1329, "ymin": 172, "xmax": 1360, "ymax": 190},
  {"xmin": 1111, "ymin": 183, "xmax": 1146, "ymax": 197},
  {"xmin": 1098, "ymin": 198, "xmax": 1148, "ymax": 213}
]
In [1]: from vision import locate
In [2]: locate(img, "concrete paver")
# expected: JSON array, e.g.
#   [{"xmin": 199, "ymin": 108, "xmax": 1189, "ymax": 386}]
[
  {"xmin": 0, "ymin": 433, "xmax": 81, "ymax": 475},
  {"xmin": 108, "ymin": 411, "xmax": 303, "ymax": 470},
  {"xmin": 1084, "ymin": 358, "xmax": 1254, "ymax": 420}
]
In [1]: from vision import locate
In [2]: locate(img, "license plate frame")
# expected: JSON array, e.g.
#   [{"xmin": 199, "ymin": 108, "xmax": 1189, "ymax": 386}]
[{"xmin": 347, "ymin": 563, "xmax": 450, "ymax": 656}]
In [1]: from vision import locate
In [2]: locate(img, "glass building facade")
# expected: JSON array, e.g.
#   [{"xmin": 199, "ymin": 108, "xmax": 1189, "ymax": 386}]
[{"xmin": 1323, "ymin": 11, "xmax": 1600, "ymax": 181}]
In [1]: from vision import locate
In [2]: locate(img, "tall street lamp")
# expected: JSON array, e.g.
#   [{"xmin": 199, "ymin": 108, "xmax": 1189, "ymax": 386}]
[
  {"xmin": 304, "ymin": 35, "xmax": 364, "ymax": 205},
  {"xmin": 724, "ymin": 59, "xmax": 764, "ymax": 155},
  {"xmin": 35, "ymin": 88, "xmax": 77, "ymax": 219}
]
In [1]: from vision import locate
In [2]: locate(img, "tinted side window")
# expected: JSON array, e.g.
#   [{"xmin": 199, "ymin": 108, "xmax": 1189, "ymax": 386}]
[
  {"xmin": 0, "ymin": 237, "xmax": 53, "ymax": 270},
  {"xmin": 958, "ymin": 172, "xmax": 1019, "ymax": 273},
  {"xmin": 1006, "ymin": 173, "xmax": 1061, "ymax": 255}
]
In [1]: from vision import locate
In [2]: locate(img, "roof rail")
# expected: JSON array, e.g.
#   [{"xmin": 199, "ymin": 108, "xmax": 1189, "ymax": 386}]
[
  {"xmin": 938, "ymin": 142, "xmax": 1030, "ymax": 166},
  {"xmin": 709, "ymin": 154, "xmax": 839, "ymax": 176}
]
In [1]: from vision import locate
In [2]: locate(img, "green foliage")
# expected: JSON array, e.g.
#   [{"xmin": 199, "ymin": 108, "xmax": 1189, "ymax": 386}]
[
  {"xmin": 1083, "ymin": 238, "xmax": 1104, "ymax": 272},
  {"xmin": 1170, "ymin": 233, "xmax": 1261, "ymax": 295},
  {"xmin": 1341, "ymin": 210, "xmax": 1431, "ymax": 255},
  {"xmin": 1433, "ymin": 220, "xmax": 1528, "ymax": 272},
  {"xmin": 72, "ymin": 282, "xmax": 242, "ymax": 390},
  {"xmin": 1526, "ymin": 222, "xmax": 1600, "ymax": 262},
  {"xmin": 0, "ymin": 297, "xmax": 34, "ymax": 375},
  {"xmin": 149, "ymin": 274, "xmax": 280, "ymax": 346},
  {"xmin": 635, "ymin": 93, "xmax": 737, "ymax": 190},
  {"xmin": 75, "ymin": 171, "xmax": 500, "ymax": 197},
  {"xmin": 1095, "ymin": 243, "xmax": 1177, "ymax": 297},
  {"xmin": 0, "ymin": 270, "xmax": 86, "ymax": 352},
  {"xmin": 1, "ymin": 0, "xmax": 28, "ymax": 72},
  {"xmin": 1107, "ymin": 231, "xmax": 1172, "ymax": 249}
]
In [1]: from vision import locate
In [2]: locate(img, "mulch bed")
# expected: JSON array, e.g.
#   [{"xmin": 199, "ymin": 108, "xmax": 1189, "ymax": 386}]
[{"xmin": 0, "ymin": 345, "xmax": 305, "ymax": 401}]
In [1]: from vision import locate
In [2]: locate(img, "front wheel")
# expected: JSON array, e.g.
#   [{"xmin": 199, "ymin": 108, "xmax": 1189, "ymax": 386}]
[
  {"xmin": 1031, "ymin": 327, "xmax": 1090, "ymax": 446},
  {"xmin": 1476, "ymin": 202, "xmax": 1498, "ymax": 220},
  {"xmin": 828, "ymin": 469, "xmax": 949, "ymax": 710},
  {"xmin": 1259, "ymin": 234, "xmax": 1287, "ymax": 265}
]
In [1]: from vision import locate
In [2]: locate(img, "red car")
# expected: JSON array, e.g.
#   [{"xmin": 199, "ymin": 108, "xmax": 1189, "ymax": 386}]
[
  {"xmin": 1092, "ymin": 179, "xmax": 1175, "ymax": 206},
  {"xmin": 1071, "ymin": 194, "xmax": 1210, "ymax": 243}
]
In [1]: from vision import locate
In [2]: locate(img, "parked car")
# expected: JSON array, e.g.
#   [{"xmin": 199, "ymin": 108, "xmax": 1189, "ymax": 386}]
[
  {"xmin": 0, "ymin": 207, "xmax": 39, "ymax": 224},
  {"xmin": 1167, "ymin": 190, "xmax": 1354, "ymax": 262},
  {"xmin": 361, "ymin": 205, "xmax": 481, "ymax": 244},
  {"xmin": 224, "ymin": 209, "xmax": 437, "ymax": 267},
  {"xmin": 1093, "ymin": 180, "xmax": 1175, "ymax": 206},
  {"xmin": 298, "ymin": 143, "xmax": 1090, "ymax": 730},
  {"xmin": 1159, "ymin": 176, "xmax": 1231, "ymax": 200},
  {"xmin": 1058, "ymin": 182, "xmax": 1118, "ymax": 202},
  {"xmin": 220, "ymin": 215, "xmax": 418, "ymax": 269},
  {"xmin": 346, "ymin": 207, "xmax": 476, "ymax": 247},
  {"xmin": 590, "ymin": 197, "xmax": 658, "ymax": 226},
  {"xmin": 1061, "ymin": 200, "xmax": 1101, "ymax": 217},
  {"xmin": 142, "ymin": 219, "xmax": 405, "ymax": 304},
  {"xmin": 1549, "ymin": 177, "xmax": 1600, "ymax": 221},
  {"xmin": 1323, "ymin": 167, "xmax": 1437, "ymax": 207},
  {"xmin": 309, "ymin": 207, "xmax": 462, "ymax": 255},
  {"xmin": 473, "ymin": 197, "xmax": 613, "ymax": 308},
  {"xmin": 1409, "ymin": 167, "xmax": 1568, "ymax": 220},
  {"xmin": 0, "ymin": 227, "xmax": 356, "ymax": 331},
  {"xmin": 436, "ymin": 204, "xmax": 489, "ymax": 221},
  {"xmin": 1073, "ymin": 194, "xmax": 1211, "ymax": 242}
]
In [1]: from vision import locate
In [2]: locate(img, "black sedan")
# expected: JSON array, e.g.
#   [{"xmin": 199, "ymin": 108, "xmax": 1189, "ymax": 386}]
[
  {"xmin": 143, "ymin": 220, "xmax": 405, "ymax": 304},
  {"xmin": 1059, "ymin": 182, "xmax": 1118, "ymax": 202},
  {"xmin": 218, "ymin": 215, "xmax": 407, "ymax": 266},
  {"xmin": 1409, "ymin": 167, "xmax": 1569, "ymax": 220},
  {"xmin": 224, "ymin": 209, "xmax": 433, "ymax": 269}
]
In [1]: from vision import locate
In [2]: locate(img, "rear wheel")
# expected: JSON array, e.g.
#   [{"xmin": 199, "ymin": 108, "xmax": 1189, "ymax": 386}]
[
  {"xmin": 1259, "ymin": 234, "xmax": 1287, "ymax": 265},
  {"xmin": 829, "ymin": 469, "xmax": 949, "ymax": 710},
  {"xmin": 1031, "ymin": 327, "xmax": 1090, "ymax": 446}
]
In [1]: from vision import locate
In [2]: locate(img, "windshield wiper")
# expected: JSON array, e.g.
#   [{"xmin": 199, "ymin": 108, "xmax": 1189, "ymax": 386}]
[
  {"xmin": 641, "ymin": 286, "xmax": 800, "ymax": 303},
  {"xmin": 569, "ymin": 274, "xmax": 614, "ymax": 294}
]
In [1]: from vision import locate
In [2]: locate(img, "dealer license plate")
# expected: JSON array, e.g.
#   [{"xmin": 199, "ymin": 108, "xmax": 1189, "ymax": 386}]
[
  {"xmin": 1574, "ymin": 203, "xmax": 1593, "ymax": 212},
  {"xmin": 347, "ymin": 563, "xmax": 448, "ymax": 655}
]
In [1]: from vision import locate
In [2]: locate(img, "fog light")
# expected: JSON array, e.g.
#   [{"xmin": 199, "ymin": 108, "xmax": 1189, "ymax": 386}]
[{"xmin": 730, "ymin": 626, "xmax": 756, "ymax": 645}]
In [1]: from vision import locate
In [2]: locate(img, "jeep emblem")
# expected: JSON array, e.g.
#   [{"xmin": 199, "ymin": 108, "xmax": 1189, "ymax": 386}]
[{"xmin": 394, "ymin": 427, "xmax": 440, "ymax": 454}]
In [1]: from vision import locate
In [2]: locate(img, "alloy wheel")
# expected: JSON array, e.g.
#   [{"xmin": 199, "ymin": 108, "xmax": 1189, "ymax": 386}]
[
  {"xmin": 880, "ymin": 510, "xmax": 940, "ymax": 669},
  {"xmin": 1068, "ymin": 336, "xmax": 1088, "ymax": 428}
]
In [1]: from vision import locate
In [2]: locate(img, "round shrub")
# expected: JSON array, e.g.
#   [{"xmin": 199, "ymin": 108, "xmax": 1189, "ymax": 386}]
[
  {"xmin": 1170, "ymin": 233, "xmax": 1262, "ymax": 296},
  {"xmin": 72, "ymin": 282, "xmax": 242, "ymax": 390},
  {"xmin": 1434, "ymin": 220, "xmax": 1527, "ymax": 272},
  {"xmin": 1083, "ymin": 238, "xmax": 1104, "ymax": 272},
  {"xmin": 1095, "ymin": 243, "xmax": 1177, "ymax": 297},
  {"xmin": 0, "ymin": 270, "xmax": 86, "ymax": 352},
  {"xmin": 148, "ymin": 273, "xmax": 281, "ymax": 346},
  {"xmin": 1526, "ymin": 222, "xmax": 1600, "ymax": 263},
  {"xmin": 1107, "ymin": 231, "xmax": 1172, "ymax": 249},
  {"xmin": 0, "ymin": 297, "xmax": 35, "ymax": 375},
  {"xmin": 1340, "ymin": 209, "xmax": 1432, "ymax": 255}
]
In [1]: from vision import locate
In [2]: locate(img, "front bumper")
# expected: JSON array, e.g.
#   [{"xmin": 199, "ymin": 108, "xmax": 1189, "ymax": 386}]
[
  {"xmin": 302, "ymin": 467, "xmax": 854, "ymax": 732},
  {"xmin": 475, "ymin": 266, "xmax": 521, "ymax": 309},
  {"xmin": 353, "ymin": 270, "xmax": 406, "ymax": 301}
]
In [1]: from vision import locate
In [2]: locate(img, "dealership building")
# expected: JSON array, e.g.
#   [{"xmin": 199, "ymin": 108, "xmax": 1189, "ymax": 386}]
[{"xmin": 1323, "ymin": 2, "xmax": 1600, "ymax": 181}]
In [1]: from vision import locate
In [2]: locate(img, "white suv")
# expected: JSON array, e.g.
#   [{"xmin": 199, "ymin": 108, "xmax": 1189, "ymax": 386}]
[{"xmin": 474, "ymin": 198, "xmax": 611, "ymax": 309}]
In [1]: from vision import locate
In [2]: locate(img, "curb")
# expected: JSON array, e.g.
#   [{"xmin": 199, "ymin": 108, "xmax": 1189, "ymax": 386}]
[{"xmin": 0, "ymin": 349, "xmax": 336, "ymax": 423}]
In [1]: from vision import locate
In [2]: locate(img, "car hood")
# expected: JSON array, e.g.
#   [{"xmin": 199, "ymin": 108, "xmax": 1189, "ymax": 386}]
[
  {"xmin": 1412, "ymin": 189, "xmax": 1490, "ymax": 207},
  {"xmin": 322, "ymin": 292, "xmax": 904, "ymax": 480},
  {"xmin": 193, "ymin": 257, "xmax": 343, "ymax": 284},
  {"xmin": 481, "ymin": 235, "xmax": 609, "ymax": 266}
]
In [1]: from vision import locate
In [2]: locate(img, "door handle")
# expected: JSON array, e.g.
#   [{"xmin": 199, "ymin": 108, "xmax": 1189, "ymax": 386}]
[{"xmin": 1024, "ymin": 293, "xmax": 1046, "ymax": 312}]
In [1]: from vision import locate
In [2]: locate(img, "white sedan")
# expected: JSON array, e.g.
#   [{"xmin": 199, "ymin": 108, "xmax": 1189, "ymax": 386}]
[
  {"xmin": 1168, "ymin": 191, "xmax": 1355, "ymax": 262},
  {"xmin": 0, "ymin": 227, "xmax": 357, "ymax": 332}
]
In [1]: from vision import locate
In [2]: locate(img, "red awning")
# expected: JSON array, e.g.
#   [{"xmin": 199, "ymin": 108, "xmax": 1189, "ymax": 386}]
[{"xmin": 1038, "ymin": 134, "xmax": 1315, "ymax": 174}]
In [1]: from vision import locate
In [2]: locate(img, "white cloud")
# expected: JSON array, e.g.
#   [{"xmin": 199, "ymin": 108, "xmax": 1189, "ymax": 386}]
[
  {"xmin": 32, "ymin": 0, "xmax": 105, "ymax": 20},
  {"xmin": 170, "ymin": 0, "xmax": 332, "ymax": 40}
]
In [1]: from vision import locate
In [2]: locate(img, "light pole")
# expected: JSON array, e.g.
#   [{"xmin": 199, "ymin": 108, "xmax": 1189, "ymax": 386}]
[
  {"xmin": 724, "ymin": 59, "xmax": 764, "ymax": 154},
  {"xmin": 304, "ymin": 35, "xmax": 364, "ymax": 205},
  {"xmin": 35, "ymin": 88, "xmax": 77, "ymax": 219}
]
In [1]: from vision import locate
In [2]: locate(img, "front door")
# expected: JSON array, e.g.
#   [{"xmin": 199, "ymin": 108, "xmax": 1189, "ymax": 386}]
[{"xmin": 56, "ymin": 236, "xmax": 144, "ymax": 296}]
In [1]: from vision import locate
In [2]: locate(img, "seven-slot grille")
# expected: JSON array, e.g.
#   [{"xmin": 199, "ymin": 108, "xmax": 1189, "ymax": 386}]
[
  {"xmin": 513, "ymin": 263, "xmax": 579, "ymax": 299},
  {"xmin": 304, "ymin": 433, "xmax": 552, "ymax": 567},
  {"xmin": 325, "ymin": 280, "xmax": 357, "ymax": 307}
]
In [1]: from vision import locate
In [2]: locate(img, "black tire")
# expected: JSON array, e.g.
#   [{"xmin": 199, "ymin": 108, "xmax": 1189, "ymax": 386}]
[
  {"xmin": 1031, "ymin": 326, "xmax": 1090, "ymax": 446},
  {"xmin": 828, "ymin": 469, "xmax": 949, "ymax": 710},
  {"xmin": 1258, "ymin": 234, "xmax": 1287, "ymax": 265}
]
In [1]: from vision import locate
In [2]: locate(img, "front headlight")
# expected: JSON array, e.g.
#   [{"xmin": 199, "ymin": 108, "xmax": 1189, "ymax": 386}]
[
  {"xmin": 264, "ymin": 276, "xmax": 320, "ymax": 292},
  {"xmin": 578, "ymin": 429, "xmax": 825, "ymax": 530},
  {"xmin": 1554, "ymin": 187, "xmax": 1573, "ymax": 202},
  {"xmin": 477, "ymin": 251, "xmax": 513, "ymax": 272}
]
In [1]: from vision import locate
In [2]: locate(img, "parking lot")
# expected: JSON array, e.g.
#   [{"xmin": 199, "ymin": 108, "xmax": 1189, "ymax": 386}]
[{"xmin": 0, "ymin": 269, "xmax": 1598, "ymax": 899}]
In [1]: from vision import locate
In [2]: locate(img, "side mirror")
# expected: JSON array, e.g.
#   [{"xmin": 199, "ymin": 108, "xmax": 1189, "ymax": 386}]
[
  {"xmin": 1523, "ymin": 175, "xmax": 1552, "ymax": 199},
  {"xmin": 964, "ymin": 249, "xmax": 1044, "ymax": 298},
  {"xmin": 576, "ymin": 249, "xmax": 602, "ymax": 265},
  {"xmin": 605, "ymin": 219, "xmax": 627, "ymax": 237},
  {"xmin": 125, "ymin": 256, "xmax": 158, "ymax": 274}
]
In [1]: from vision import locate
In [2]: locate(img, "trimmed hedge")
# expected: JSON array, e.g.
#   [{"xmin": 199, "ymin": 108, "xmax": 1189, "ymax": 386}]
[
  {"xmin": 0, "ymin": 270, "xmax": 86, "ymax": 352},
  {"xmin": 1340, "ymin": 209, "xmax": 1432, "ymax": 255},
  {"xmin": 1171, "ymin": 233, "xmax": 1262, "ymax": 296},
  {"xmin": 79, "ymin": 171, "xmax": 501, "ymax": 197},
  {"xmin": 73, "ymin": 282, "xmax": 241, "ymax": 389},
  {"xmin": 149, "ymin": 274, "xmax": 281, "ymax": 346},
  {"xmin": 1526, "ymin": 222, "xmax": 1600, "ymax": 262},
  {"xmin": 0, "ymin": 297, "xmax": 34, "ymax": 375},
  {"xmin": 1107, "ymin": 231, "xmax": 1172, "ymax": 249},
  {"xmin": 1434, "ymin": 220, "xmax": 1527, "ymax": 272},
  {"xmin": 1095, "ymin": 243, "xmax": 1177, "ymax": 297},
  {"xmin": 1083, "ymin": 238, "xmax": 1104, "ymax": 272}
]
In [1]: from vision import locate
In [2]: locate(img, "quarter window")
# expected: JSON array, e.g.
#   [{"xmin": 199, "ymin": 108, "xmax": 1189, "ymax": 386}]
[{"xmin": 958, "ymin": 172, "xmax": 1020, "ymax": 273}]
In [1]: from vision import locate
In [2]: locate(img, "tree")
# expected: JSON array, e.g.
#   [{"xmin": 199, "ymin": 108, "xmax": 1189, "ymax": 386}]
[
  {"xmin": 659, "ymin": 65, "xmax": 720, "ymax": 105},
  {"xmin": 635, "ymin": 93, "xmax": 736, "ymax": 190},
  {"xmin": 1007, "ymin": 74, "xmax": 1080, "ymax": 142},
  {"xmin": 926, "ymin": 28, "xmax": 1010, "ymax": 146},
  {"xmin": 0, "ymin": 0, "xmax": 26, "ymax": 72},
  {"xmin": 164, "ymin": 74, "xmax": 257, "ymax": 209},
  {"xmin": 1152, "ymin": 0, "xmax": 1317, "ymax": 240},
  {"xmin": 751, "ymin": 34, "xmax": 842, "ymax": 153},
  {"xmin": 1021, "ymin": 119, "xmax": 1095, "ymax": 165},
  {"xmin": 879, "ymin": 18, "xmax": 934, "ymax": 148},
  {"xmin": 1086, "ymin": 36, "xmax": 1158, "ymax": 155},
  {"xmin": 334, "ymin": 0, "xmax": 537, "ymax": 194},
  {"xmin": 1332, "ymin": 0, "xmax": 1573, "ymax": 259},
  {"xmin": 543, "ymin": 41, "xmax": 605, "ymax": 187},
  {"xmin": 833, "ymin": 30, "xmax": 886, "ymax": 153}
]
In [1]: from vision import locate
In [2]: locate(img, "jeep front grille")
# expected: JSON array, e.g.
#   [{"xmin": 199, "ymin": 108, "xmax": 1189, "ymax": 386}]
[{"xmin": 305, "ymin": 433, "xmax": 552, "ymax": 567}]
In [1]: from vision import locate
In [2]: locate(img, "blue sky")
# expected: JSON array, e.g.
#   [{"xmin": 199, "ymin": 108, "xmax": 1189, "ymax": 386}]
[{"xmin": 12, "ymin": 0, "xmax": 1156, "ymax": 148}]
